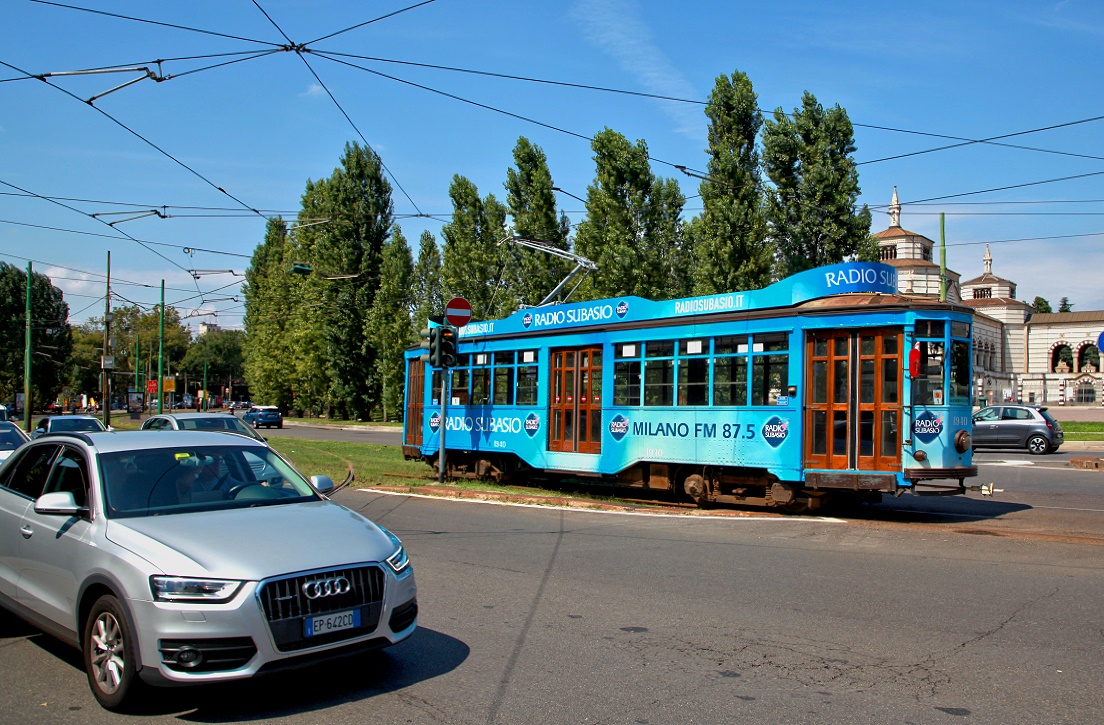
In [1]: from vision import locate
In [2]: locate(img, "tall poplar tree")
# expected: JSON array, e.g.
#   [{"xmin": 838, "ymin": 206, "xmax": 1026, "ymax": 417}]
[
  {"xmin": 573, "ymin": 128, "xmax": 686, "ymax": 301},
  {"xmin": 243, "ymin": 218, "xmax": 296, "ymax": 410},
  {"xmin": 367, "ymin": 226, "xmax": 415, "ymax": 421},
  {"xmin": 304, "ymin": 142, "xmax": 394, "ymax": 420},
  {"xmin": 504, "ymin": 136, "xmax": 573, "ymax": 306},
  {"xmin": 762, "ymin": 91, "xmax": 874, "ymax": 278},
  {"xmin": 441, "ymin": 175, "xmax": 511, "ymax": 320},
  {"xmin": 413, "ymin": 230, "xmax": 444, "ymax": 331},
  {"xmin": 689, "ymin": 70, "xmax": 772, "ymax": 294}
]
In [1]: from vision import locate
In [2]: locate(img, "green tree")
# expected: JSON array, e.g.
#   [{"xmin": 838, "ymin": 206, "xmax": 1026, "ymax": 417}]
[
  {"xmin": 504, "ymin": 136, "xmax": 573, "ymax": 305},
  {"xmin": 181, "ymin": 329, "xmax": 245, "ymax": 403},
  {"xmin": 412, "ymin": 230, "xmax": 444, "ymax": 331},
  {"xmin": 295, "ymin": 142, "xmax": 395, "ymax": 420},
  {"xmin": 573, "ymin": 128, "xmax": 686, "ymax": 300},
  {"xmin": 367, "ymin": 227, "xmax": 416, "ymax": 421},
  {"xmin": 0, "ymin": 263, "xmax": 73, "ymax": 409},
  {"xmin": 1058, "ymin": 297, "xmax": 1074, "ymax": 313},
  {"xmin": 243, "ymin": 218, "xmax": 297, "ymax": 410},
  {"xmin": 1031, "ymin": 296, "xmax": 1052, "ymax": 314},
  {"xmin": 441, "ymin": 175, "xmax": 511, "ymax": 320},
  {"xmin": 762, "ymin": 91, "xmax": 874, "ymax": 278},
  {"xmin": 689, "ymin": 70, "xmax": 772, "ymax": 294}
]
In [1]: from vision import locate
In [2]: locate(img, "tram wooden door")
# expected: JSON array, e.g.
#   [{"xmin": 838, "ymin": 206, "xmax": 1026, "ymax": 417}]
[
  {"xmin": 404, "ymin": 359, "xmax": 424, "ymax": 447},
  {"xmin": 548, "ymin": 347, "xmax": 603, "ymax": 454},
  {"xmin": 804, "ymin": 329, "xmax": 902, "ymax": 471}
]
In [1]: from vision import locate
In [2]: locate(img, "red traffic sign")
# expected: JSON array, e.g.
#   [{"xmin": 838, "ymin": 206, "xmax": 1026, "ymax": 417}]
[
  {"xmin": 445, "ymin": 297, "xmax": 472, "ymax": 327},
  {"xmin": 146, "ymin": 380, "xmax": 157, "ymax": 395}
]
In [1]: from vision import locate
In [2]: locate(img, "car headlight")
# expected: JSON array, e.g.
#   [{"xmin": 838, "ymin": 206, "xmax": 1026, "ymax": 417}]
[
  {"xmin": 150, "ymin": 576, "xmax": 243, "ymax": 603},
  {"xmin": 378, "ymin": 526, "xmax": 411, "ymax": 574}
]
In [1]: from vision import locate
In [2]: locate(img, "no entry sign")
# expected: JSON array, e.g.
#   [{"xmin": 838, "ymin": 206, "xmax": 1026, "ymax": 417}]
[{"xmin": 445, "ymin": 297, "xmax": 472, "ymax": 327}]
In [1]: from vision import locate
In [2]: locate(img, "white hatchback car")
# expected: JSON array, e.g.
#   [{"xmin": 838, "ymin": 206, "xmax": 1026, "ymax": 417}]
[{"xmin": 0, "ymin": 430, "xmax": 417, "ymax": 710}]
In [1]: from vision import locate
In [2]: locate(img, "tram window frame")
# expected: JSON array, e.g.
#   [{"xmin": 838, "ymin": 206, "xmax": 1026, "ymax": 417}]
[
  {"xmin": 613, "ymin": 342, "xmax": 643, "ymax": 406},
  {"xmin": 949, "ymin": 327, "xmax": 972, "ymax": 405},
  {"xmin": 450, "ymin": 367, "xmax": 471, "ymax": 406},
  {"xmin": 914, "ymin": 333, "xmax": 945, "ymax": 406},
  {"xmin": 677, "ymin": 338, "xmax": 710, "ymax": 406},
  {"xmin": 750, "ymin": 333, "xmax": 789, "ymax": 406},
  {"xmin": 471, "ymin": 353, "xmax": 491, "ymax": 405},
  {"xmin": 493, "ymin": 351, "xmax": 516, "ymax": 406},
  {"xmin": 643, "ymin": 340, "xmax": 676, "ymax": 406},
  {"xmin": 515, "ymin": 350, "xmax": 539, "ymax": 406},
  {"xmin": 713, "ymin": 335, "xmax": 749, "ymax": 406}
]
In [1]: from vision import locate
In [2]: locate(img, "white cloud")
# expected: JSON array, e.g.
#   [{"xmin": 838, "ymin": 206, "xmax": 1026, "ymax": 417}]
[
  {"xmin": 570, "ymin": 0, "xmax": 700, "ymax": 137},
  {"xmin": 303, "ymin": 83, "xmax": 326, "ymax": 97}
]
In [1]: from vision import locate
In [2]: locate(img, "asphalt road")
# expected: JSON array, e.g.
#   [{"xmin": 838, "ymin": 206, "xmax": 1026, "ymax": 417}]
[{"xmin": 2, "ymin": 464, "xmax": 1103, "ymax": 723}]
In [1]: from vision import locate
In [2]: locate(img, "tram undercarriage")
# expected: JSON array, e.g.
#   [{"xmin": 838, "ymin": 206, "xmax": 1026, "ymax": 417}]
[{"xmin": 406, "ymin": 448, "xmax": 893, "ymax": 513}]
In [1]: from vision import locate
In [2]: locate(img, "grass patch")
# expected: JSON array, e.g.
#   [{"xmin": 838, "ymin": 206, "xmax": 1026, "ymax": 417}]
[
  {"xmin": 284, "ymin": 417, "xmax": 402, "ymax": 428},
  {"xmin": 267, "ymin": 438, "xmax": 432, "ymax": 486},
  {"xmin": 1058, "ymin": 421, "xmax": 1104, "ymax": 433}
]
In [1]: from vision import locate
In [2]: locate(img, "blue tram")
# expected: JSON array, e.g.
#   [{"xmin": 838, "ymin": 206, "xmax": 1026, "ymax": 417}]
[{"xmin": 402, "ymin": 262, "xmax": 978, "ymax": 511}]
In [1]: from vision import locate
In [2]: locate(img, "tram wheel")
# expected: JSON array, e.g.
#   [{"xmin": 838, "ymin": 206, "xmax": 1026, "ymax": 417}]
[{"xmin": 682, "ymin": 474, "xmax": 712, "ymax": 508}]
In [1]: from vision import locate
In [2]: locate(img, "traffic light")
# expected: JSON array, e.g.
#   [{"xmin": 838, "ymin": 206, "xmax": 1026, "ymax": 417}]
[
  {"xmin": 419, "ymin": 327, "xmax": 436, "ymax": 365},
  {"xmin": 438, "ymin": 326, "xmax": 456, "ymax": 368}
]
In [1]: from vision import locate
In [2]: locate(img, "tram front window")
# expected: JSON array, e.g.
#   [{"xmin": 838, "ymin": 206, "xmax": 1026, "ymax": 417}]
[{"xmin": 915, "ymin": 340, "xmax": 945, "ymax": 405}]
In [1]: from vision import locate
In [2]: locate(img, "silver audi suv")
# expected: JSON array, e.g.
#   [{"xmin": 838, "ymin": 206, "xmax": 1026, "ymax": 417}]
[{"xmin": 0, "ymin": 430, "xmax": 417, "ymax": 710}]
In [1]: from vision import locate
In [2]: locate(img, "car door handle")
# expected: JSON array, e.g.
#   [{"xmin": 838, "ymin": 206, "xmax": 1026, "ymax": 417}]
[{"xmin": 20, "ymin": 525, "xmax": 32, "ymax": 539}]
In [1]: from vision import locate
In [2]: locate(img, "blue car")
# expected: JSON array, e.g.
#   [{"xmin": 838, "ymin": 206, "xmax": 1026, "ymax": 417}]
[{"xmin": 242, "ymin": 405, "xmax": 283, "ymax": 429}]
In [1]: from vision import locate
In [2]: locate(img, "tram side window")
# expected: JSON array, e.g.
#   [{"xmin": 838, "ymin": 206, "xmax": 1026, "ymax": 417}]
[
  {"xmin": 516, "ymin": 350, "xmax": 539, "ymax": 406},
  {"xmin": 915, "ymin": 340, "xmax": 945, "ymax": 405},
  {"xmin": 949, "ymin": 339, "xmax": 972, "ymax": 405},
  {"xmin": 751, "ymin": 333, "xmax": 789, "ymax": 406},
  {"xmin": 493, "ymin": 351, "xmax": 516, "ymax": 405},
  {"xmin": 677, "ymin": 339, "xmax": 709, "ymax": 406},
  {"xmin": 471, "ymin": 354, "xmax": 491, "ymax": 405},
  {"xmin": 644, "ymin": 341, "xmax": 675, "ymax": 406},
  {"xmin": 613, "ymin": 342, "xmax": 642, "ymax": 406},
  {"xmin": 451, "ymin": 368, "xmax": 471, "ymax": 406},
  {"xmin": 713, "ymin": 335, "xmax": 748, "ymax": 406}
]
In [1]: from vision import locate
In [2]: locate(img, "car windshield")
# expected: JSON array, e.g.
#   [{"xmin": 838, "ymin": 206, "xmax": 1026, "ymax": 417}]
[
  {"xmin": 51, "ymin": 418, "xmax": 106, "ymax": 432},
  {"xmin": 100, "ymin": 444, "xmax": 319, "ymax": 518},
  {"xmin": 0, "ymin": 426, "xmax": 27, "ymax": 450},
  {"xmin": 178, "ymin": 416, "xmax": 262, "ymax": 439}
]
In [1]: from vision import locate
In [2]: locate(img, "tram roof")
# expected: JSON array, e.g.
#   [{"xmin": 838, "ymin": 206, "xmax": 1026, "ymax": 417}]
[{"xmin": 451, "ymin": 262, "xmax": 972, "ymax": 342}]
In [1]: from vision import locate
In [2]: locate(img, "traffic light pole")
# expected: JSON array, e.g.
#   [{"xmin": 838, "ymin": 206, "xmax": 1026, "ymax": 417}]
[{"xmin": 439, "ymin": 366, "xmax": 448, "ymax": 485}]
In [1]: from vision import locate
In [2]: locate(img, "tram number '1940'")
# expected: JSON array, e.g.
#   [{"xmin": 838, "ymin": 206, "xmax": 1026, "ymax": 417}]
[{"xmin": 722, "ymin": 423, "xmax": 756, "ymax": 440}]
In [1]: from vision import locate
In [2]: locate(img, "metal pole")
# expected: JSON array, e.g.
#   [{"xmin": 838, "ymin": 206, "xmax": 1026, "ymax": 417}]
[
  {"xmin": 103, "ymin": 251, "xmax": 111, "ymax": 428},
  {"xmin": 134, "ymin": 332, "xmax": 140, "ymax": 412},
  {"xmin": 939, "ymin": 213, "xmax": 947, "ymax": 302},
  {"xmin": 203, "ymin": 359, "xmax": 208, "ymax": 411},
  {"xmin": 157, "ymin": 280, "xmax": 165, "ymax": 414},
  {"xmin": 438, "ymin": 363, "xmax": 449, "ymax": 485},
  {"xmin": 23, "ymin": 262, "xmax": 33, "ymax": 433}
]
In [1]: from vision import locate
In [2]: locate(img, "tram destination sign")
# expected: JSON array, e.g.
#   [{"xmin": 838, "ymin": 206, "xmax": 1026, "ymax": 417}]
[{"xmin": 457, "ymin": 262, "xmax": 899, "ymax": 339}]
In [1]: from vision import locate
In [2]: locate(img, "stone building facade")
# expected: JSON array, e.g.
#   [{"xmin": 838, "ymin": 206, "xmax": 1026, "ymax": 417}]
[{"xmin": 874, "ymin": 188, "xmax": 1102, "ymax": 406}]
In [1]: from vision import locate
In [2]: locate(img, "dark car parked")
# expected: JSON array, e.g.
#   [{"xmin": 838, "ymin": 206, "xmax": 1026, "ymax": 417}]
[{"xmin": 972, "ymin": 404, "xmax": 1063, "ymax": 454}]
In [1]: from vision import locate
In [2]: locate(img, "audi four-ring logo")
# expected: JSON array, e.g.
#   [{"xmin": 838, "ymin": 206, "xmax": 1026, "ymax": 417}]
[{"xmin": 302, "ymin": 576, "xmax": 352, "ymax": 599}]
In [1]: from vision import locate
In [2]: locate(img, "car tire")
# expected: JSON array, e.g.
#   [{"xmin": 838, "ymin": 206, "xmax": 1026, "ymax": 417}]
[
  {"xmin": 84, "ymin": 594, "xmax": 144, "ymax": 711},
  {"xmin": 277, "ymin": 423, "xmax": 283, "ymax": 429},
  {"xmin": 1026, "ymin": 435, "xmax": 1050, "ymax": 455},
  {"xmin": 253, "ymin": 420, "xmax": 260, "ymax": 429}
]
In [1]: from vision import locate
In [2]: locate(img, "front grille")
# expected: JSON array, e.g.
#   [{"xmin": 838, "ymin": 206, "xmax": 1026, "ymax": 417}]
[
  {"xmin": 159, "ymin": 637, "xmax": 257, "ymax": 672},
  {"xmin": 257, "ymin": 565, "xmax": 385, "ymax": 652}
]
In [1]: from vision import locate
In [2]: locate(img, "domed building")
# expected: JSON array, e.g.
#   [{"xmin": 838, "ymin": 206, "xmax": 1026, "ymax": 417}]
[{"xmin": 873, "ymin": 188, "xmax": 1102, "ymax": 406}]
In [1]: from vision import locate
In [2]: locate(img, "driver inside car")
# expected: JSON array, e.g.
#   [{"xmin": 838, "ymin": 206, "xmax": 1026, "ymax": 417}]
[{"xmin": 175, "ymin": 455, "xmax": 236, "ymax": 503}]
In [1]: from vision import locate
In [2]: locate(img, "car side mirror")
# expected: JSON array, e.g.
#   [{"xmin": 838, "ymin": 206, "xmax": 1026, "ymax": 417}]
[
  {"xmin": 35, "ymin": 491, "xmax": 86, "ymax": 516},
  {"xmin": 309, "ymin": 475, "xmax": 335, "ymax": 494}
]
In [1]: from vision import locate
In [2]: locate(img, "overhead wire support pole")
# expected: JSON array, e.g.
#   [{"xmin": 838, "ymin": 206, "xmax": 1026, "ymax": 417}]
[{"xmin": 24, "ymin": 262, "xmax": 33, "ymax": 433}]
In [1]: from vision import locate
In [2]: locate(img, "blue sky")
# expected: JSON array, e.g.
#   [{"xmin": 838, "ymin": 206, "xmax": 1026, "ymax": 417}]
[{"xmin": 2, "ymin": 0, "xmax": 1103, "ymax": 331}]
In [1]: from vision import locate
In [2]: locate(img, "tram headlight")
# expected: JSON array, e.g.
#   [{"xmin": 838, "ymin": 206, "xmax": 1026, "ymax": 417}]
[{"xmin": 954, "ymin": 429, "xmax": 972, "ymax": 453}]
